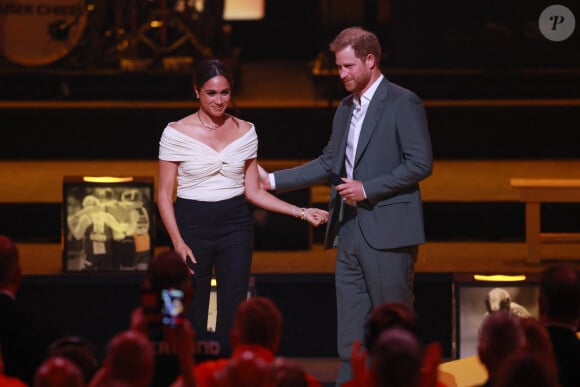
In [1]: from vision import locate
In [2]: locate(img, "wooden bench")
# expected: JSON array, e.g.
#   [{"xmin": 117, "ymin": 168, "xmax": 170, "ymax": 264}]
[{"xmin": 510, "ymin": 178, "xmax": 580, "ymax": 264}]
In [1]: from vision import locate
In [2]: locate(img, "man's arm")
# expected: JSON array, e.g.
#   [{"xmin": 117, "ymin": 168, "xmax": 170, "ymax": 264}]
[{"xmin": 363, "ymin": 92, "xmax": 433, "ymax": 206}]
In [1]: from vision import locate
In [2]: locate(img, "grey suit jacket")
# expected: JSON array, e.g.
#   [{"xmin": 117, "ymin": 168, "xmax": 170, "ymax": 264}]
[{"xmin": 274, "ymin": 77, "xmax": 433, "ymax": 250}]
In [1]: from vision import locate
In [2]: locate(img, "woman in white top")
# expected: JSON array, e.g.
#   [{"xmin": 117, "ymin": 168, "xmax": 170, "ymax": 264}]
[{"xmin": 158, "ymin": 59, "xmax": 328, "ymax": 338}]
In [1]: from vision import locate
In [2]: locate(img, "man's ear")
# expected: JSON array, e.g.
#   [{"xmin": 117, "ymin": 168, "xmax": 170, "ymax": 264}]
[{"xmin": 366, "ymin": 54, "xmax": 377, "ymax": 69}]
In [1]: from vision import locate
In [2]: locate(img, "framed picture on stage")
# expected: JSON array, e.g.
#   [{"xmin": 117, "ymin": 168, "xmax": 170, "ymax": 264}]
[
  {"xmin": 62, "ymin": 176, "xmax": 155, "ymax": 272},
  {"xmin": 453, "ymin": 273, "xmax": 540, "ymax": 359}
]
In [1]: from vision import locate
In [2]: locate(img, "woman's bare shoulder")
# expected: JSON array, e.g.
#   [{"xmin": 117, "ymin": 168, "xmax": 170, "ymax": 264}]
[
  {"xmin": 168, "ymin": 114, "xmax": 202, "ymax": 136},
  {"xmin": 230, "ymin": 116, "xmax": 254, "ymax": 134}
]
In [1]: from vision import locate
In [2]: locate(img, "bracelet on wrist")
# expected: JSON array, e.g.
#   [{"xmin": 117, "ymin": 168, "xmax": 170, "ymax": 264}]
[
  {"xmin": 292, "ymin": 206, "xmax": 300, "ymax": 218},
  {"xmin": 300, "ymin": 208, "xmax": 306, "ymax": 220}
]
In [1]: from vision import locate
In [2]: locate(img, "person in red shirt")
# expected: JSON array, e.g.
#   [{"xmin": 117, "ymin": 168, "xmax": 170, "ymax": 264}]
[
  {"xmin": 171, "ymin": 296, "xmax": 322, "ymax": 387},
  {"xmin": 345, "ymin": 302, "xmax": 446, "ymax": 387},
  {"xmin": 0, "ymin": 349, "xmax": 27, "ymax": 387}
]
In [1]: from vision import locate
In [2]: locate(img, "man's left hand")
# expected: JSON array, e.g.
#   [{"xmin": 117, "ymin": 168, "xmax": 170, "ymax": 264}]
[{"xmin": 336, "ymin": 178, "xmax": 365, "ymax": 203}]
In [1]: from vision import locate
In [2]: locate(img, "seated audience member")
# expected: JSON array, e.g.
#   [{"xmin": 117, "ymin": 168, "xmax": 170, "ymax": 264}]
[
  {"xmin": 0, "ymin": 347, "xmax": 27, "ymax": 387},
  {"xmin": 130, "ymin": 250, "xmax": 197, "ymax": 387},
  {"xmin": 370, "ymin": 327, "xmax": 423, "ymax": 387},
  {"xmin": 34, "ymin": 356, "xmax": 86, "ymax": 387},
  {"xmin": 519, "ymin": 317, "xmax": 557, "ymax": 369},
  {"xmin": 363, "ymin": 302, "xmax": 419, "ymax": 351},
  {"xmin": 213, "ymin": 350, "xmax": 271, "ymax": 387},
  {"xmin": 346, "ymin": 302, "xmax": 444, "ymax": 387},
  {"xmin": 494, "ymin": 350, "xmax": 559, "ymax": 387},
  {"xmin": 171, "ymin": 296, "xmax": 322, "ymax": 387},
  {"xmin": 0, "ymin": 234, "xmax": 63, "ymax": 385},
  {"xmin": 89, "ymin": 330, "xmax": 155, "ymax": 387},
  {"xmin": 270, "ymin": 357, "xmax": 309, "ymax": 387},
  {"xmin": 46, "ymin": 336, "xmax": 101, "ymax": 385},
  {"xmin": 213, "ymin": 354, "xmax": 312, "ymax": 387},
  {"xmin": 539, "ymin": 263, "xmax": 580, "ymax": 387},
  {"xmin": 476, "ymin": 311, "xmax": 525, "ymax": 387}
]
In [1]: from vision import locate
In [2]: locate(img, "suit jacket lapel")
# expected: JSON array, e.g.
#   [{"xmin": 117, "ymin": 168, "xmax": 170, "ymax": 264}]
[
  {"xmin": 332, "ymin": 96, "xmax": 355, "ymax": 175},
  {"xmin": 354, "ymin": 78, "xmax": 389, "ymax": 167}
]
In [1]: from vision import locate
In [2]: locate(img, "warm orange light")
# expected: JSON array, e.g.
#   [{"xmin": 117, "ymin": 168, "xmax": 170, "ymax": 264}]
[
  {"xmin": 83, "ymin": 176, "xmax": 134, "ymax": 183},
  {"xmin": 473, "ymin": 274, "xmax": 527, "ymax": 282},
  {"xmin": 224, "ymin": 0, "xmax": 264, "ymax": 20}
]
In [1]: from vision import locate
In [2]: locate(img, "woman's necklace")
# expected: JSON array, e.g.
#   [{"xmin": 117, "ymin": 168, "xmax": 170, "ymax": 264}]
[{"xmin": 198, "ymin": 112, "xmax": 226, "ymax": 130}]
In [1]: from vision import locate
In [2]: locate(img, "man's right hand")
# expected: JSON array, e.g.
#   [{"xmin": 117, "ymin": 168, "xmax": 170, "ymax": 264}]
[{"xmin": 257, "ymin": 163, "xmax": 272, "ymax": 190}]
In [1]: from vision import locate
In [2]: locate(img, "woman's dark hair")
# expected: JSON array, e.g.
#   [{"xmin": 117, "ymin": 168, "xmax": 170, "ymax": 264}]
[
  {"xmin": 193, "ymin": 59, "xmax": 234, "ymax": 94},
  {"xmin": 192, "ymin": 59, "xmax": 237, "ymax": 113}
]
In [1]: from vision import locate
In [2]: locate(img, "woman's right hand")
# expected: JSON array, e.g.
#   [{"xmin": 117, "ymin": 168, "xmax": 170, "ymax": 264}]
[{"xmin": 173, "ymin": 241, "xmax": 196, "ymax": 275}]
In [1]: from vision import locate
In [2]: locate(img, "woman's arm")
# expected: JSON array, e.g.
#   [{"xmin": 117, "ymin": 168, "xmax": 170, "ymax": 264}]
[
  {"xmin": 157, "ymin": 160, "xmax": 195, "ymax": 272},
  {"xmin": 244, "ymin": 158, "xmax": 328, "ymax": 226}
]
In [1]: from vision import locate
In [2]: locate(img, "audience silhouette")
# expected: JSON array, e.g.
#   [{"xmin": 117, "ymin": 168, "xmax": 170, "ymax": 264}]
[
  {"xmin": 0, "ymin": 347, "xmax": 27, "ymax": 387},
  {"xmin": 212, "ymin": 350, "xmax": 271, "ymax": 387},
  {"xmin": 129, "ymin": 250, "xmax": 197, "ymax": 387},
  {"xmin": 494, "ymin": 350, "xmax": 559, "ymax": 387},
  {"xmin": 538, "ymin": 263, "xmax": 580, "ymax": 387},
  {"xmin": 519, "ymin": 316, "xmax": 557, "ymax": 369},
  {"xmin": 0, "ymin": 234, "xmax": 63, "ymax": 385},
  {"xmin": 34, "ymin": 356, "xmax": 86, "ymax": 387},
  {"xmin": 371, "ymin": 327, "xmax": 423, "ymax": 387},
  {"xmin": 89, "ymin": 330, "xmax": 155, "ymax": 387},
  {"xmin": 171, "ymin": 295, "xmax": 321, "ymax": 387},
  {"xmin": 14, "ymin": 234, "xmax": 576, "ymax": 387},
  {"xmin": 46, "ymin": 335, "xmax": 101, "ymax": 385},
  {"xmin": 346, "ymin": 302, "xmax": 444, "ymax": 387},
  {"xmin": 269, "ymin": 357, "xmax": 310, "ymax": 387},
  {"xmin": 476, "ymin": 311, "xmax": 525, "ymax": 387}
]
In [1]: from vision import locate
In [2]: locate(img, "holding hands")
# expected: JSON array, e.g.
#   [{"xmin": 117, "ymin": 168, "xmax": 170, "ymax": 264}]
[
  {"xmin": 253, "ymin": 162, "xmax": 328, "ymax": 227},
  {"xmin": 301, "ymin": 207, "xmax": 329, "ymax": 227}
]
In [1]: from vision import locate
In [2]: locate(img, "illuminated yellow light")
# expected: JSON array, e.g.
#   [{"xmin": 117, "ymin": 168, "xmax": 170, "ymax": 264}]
[
  {"xmin": 83, "ymin": 176, "xmax": 134, "ymax": 183},
  {"xmin": 150, "ymin": 20, "xmax": 163, "ymax": 28},
  {"xmin": 473, "ymin": 274, "xmax": 527, "ymax": 282},
  {"xmin": 211, "ymin": 278, "xmax": 217, "ymax": 287},
  {"xmin": 224, "ymin": 0, "xmax": 264, "ymax": 20}
]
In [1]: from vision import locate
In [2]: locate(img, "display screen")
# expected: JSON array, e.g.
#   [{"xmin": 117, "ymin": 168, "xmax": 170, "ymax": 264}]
[{"xmin": 62, "ymin": 176, "xmax": 154, "ymax": 272}]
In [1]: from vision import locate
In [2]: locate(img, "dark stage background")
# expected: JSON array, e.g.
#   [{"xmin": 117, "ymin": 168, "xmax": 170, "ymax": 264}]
[
  {"xmin": 1, "ymin": 1, "xmax": 578, "ymax": 68},
  {"xmin": 1, "ymin": 0, "xmax": 579, "ymax": 367}
]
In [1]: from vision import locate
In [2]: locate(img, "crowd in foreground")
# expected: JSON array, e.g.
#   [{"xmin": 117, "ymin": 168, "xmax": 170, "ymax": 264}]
[{"xmin": 1, "ymin": 234, "xmax": 578, "ymax": 387}]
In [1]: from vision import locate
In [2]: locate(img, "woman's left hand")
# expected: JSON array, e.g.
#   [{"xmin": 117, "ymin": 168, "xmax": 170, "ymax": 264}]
[{"xmin": 304, "ymin": 208, "xmax": 329, "ymax": 227}]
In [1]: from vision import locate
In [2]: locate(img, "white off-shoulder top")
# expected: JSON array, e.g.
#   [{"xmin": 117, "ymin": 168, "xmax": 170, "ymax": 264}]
[{"xmin": 158, "ymin": 124, "xmax": 258, "ymax": 202}]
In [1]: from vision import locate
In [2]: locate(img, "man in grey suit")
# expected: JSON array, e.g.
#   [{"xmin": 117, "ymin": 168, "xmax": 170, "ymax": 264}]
[{"xmin": 260, "ymin": 26, "xmax": 433, "ymax": 385}]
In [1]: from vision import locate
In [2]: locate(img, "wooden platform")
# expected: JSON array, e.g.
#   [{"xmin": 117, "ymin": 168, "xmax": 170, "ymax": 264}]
[
  {"xmin": 3, "ymin": 159, "xmax": 580, "ymax": 275},
  {"xmin": 15, "ymin": 240, "xmax": 580, "ymax": 276}
]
